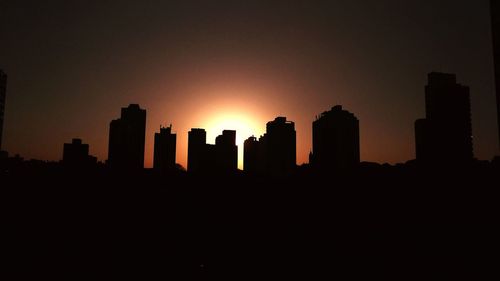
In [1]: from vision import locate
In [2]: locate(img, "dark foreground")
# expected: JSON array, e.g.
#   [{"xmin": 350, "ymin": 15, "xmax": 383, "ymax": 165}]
[{"xmin": 2, "ymin": 163, "xmax": 499, "ymax": 279}]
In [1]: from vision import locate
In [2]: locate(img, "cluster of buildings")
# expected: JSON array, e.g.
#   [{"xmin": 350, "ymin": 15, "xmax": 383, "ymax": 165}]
[
  {"xmin": 1, "ymin": 2, "xmax": 499, "ymax": 171},
  {"xmin": 0, "ymin": 69, "xmax": 495, "ymax": 174},
  {"xmin": 244, "ymin": 117, "xmax": 296, "ymax": 175},
  {"xmin": 57, "ymin": 71, "xmax": 482, "ymax": 174},
  {"xmin": 188, "ymin": 129, "xmax": 237, "ymax": 173},
  {"xmin": 60, "ymin": 102, "xmax": 361, "ymax": 174}
]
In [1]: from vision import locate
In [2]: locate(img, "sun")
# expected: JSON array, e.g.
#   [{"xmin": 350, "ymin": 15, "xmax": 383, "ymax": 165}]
[{"xmin": 203, "ymin": 113, "xmax": 264, "ymax": 170}]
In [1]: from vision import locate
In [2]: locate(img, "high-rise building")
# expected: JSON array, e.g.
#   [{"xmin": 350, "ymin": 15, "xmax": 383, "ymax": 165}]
[
  {"xmin": 491, "ymin": 0, "xmax": 500, "ymax": 148},
  {"xmin": 414, "ymin": 72, "xmax": 473, "ymax": 164},
  {"xmin": 153, "ymin": 125, "xmax": 177, "ymax": 172},
  {"xmin": 0, "ymin": 70, "xmax": 7, "ymax": 151},
  {"xmin": 188, "ymin": 128, "xmax": 238, "ymax": 173},
  {"xmin": 63, "ymin": 138, "xmax": 97, "ymax": 168},
  {"xmin": 311, "ymin": 105, "xmax": 360, "ymax": 171},
  {"xmin": 243, "ymin": 136, "xmax": 260, "ymax": 174},
  {"xmin": 243, "ymin": 117, "xmax": 296, "ymax": 175},
  {"xmin": 266, "ymin": 117, "xmax": 296, "ymax": 174},
  {"xmin": 108, "ymin": 104, "xmax": 146, "ymax": 170},
  {"xmin": 214, "ymin": 130, "xmax": 238, "ymax": 171},
  {"xmin": 188, "ymin": 128, "xmax": 207, "ymax": 173}
]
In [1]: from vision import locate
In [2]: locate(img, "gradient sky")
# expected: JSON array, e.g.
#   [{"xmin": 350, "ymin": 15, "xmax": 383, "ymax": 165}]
[{"xmin": 0, "ymin": 0, "xmax": 498, "ymax": 168}]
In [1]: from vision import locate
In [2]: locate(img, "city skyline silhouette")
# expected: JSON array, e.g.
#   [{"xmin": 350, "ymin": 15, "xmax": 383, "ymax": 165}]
[
  {"xmin": 0, "ymin": 70, "xmax": 497, "ymax": 170},
  {"xmin": 0, "ymin": 1, "xmax": 499, "ymax": 168},
  {"xmin": 1, "ymin": 1, "xmax": 500, "ymax": 279}
]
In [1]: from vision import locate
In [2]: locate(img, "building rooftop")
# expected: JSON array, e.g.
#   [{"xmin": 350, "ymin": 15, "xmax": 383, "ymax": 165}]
[{"xmin": 315, "ymin": 105, "xmax": 357, "ymax": 121}]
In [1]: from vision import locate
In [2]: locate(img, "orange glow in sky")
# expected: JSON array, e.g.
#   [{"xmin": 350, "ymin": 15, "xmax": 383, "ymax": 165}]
[
  {"xmin": 202, "ymin": 111, "xmax": 266, "ymax": 169},
  {"xmin": 2, "ymin": 1, "xmax": 499, "ymax": 171}
]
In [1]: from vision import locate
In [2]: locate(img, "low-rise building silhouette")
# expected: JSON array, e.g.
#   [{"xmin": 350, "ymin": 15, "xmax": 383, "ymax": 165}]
[
  {"xmin": 0, "ymin": 70, "xmax": 7, "ymax": 151},
  {"xmin": 63, "ymin": 138, "xmax": 97, "ymax": 168},
  {"xmin": 108, "ymin": 104, "xmax": 146, "ymax": 170},
  {"xmin": 415, "ymin": 72, "xmax": 473, "ymax": 165},
  {"xmin": 311, "ymin": 105, "xmax": 360, "ymax": 172},
  {"xmin": 244, "ymin": 117, "xmax": 296, "ymax": 175},
  {"xmin": 153, "ymin": 125, "xmax": 177, "ymax": 172}
]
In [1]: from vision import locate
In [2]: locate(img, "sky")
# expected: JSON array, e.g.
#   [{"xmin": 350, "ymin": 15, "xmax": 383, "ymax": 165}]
[{"xmin": 0, "ymin": 0, "xmax": 498, "ymax": 168}]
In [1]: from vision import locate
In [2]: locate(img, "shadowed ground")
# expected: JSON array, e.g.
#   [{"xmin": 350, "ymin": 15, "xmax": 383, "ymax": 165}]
[{"xmin": 3, "ymin": 163, "xmax": 498, "ymax": 279}]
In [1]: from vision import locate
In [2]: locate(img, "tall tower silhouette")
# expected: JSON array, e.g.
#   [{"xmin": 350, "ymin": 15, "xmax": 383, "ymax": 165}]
[
  {"xmin": 108, "ymin": 104, "xmax": 146, "ymax": 170},
  {"xmin": 265, "ymin": 117, "xmax": 296, "ymax": 174},
  {"xmin": 0, "ymin": 70, "xmax": 7, "ymax": 151},
  {"xmin": 153, "ymin": 125, "xmax": 177, "ymax": 172},
  {"xmin": 491, "ymin": 0, "xmax": 500, "ymax": 148},
  {"xmin": 243, "ymin": 136, "xmax": 261, "ymax": 174},
  {"xmin": 311, "ymin": 105, "xmax": 360, "ymax": 172},
  {"xmin": 244, "ymin": 117, "xmax": 296, "ymax": 175},
  {"xmin": 415, "ymin": 73, "xmax": 473, "ymax": 165},
  {"xmin": 188, "ymin": 128, "xmax": 207, "ymax": 173},
  {"xmin": 214, "ymin": 130, "xmax": 238, "ymax": 172}
]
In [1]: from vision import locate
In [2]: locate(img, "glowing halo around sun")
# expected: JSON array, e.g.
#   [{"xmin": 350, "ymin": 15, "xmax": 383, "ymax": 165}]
[{"xmin": 202, "ymin": 112, "xmax": 265, "ymax": 170}]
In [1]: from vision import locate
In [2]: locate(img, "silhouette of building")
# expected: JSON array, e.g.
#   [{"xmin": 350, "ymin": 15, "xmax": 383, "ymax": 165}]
[
  {"xmin": 214, "ymin": 130, "xmax": 238, "ymax": 171},
  {"xmin": 243, "ymin": 136, "xmax": 260, "ymax": 173},
  {"xmin": 108, "ymin": 104, "xmax": 146, "ymax": 170},
  {"xmin": 414, "ymin": 72, "xmax": 473, "ymax": 164},
  {"xmin": 153, "ymin": 125, "xmax": 176, "ymax": 172},
  {"xmin": 0, "ymin": 70, "xmax": 7, "ymax": 151},
  {"xmin": 243, "ymin": 117, "xmax": 296, "ymax": 175},
  {"xmin": 265, "ymin": 117, "xmax": 296, "ymax": 174},
  {"xmin": 311, "ymin": 105, "xmax": 360, "ymax": 172},
  {"xmin": 244, "ymin": 135, "xmax": 269, "ymax": 174},
  {"xmin": 491, "ymin": 0, "xmax": 500, "ymax": 148},
  {"xmin": 188, "ymin": 128, "xmax": 207, "ymax": 173},
  {"xmin": 188, "ymin": 129, "xmax": 238, "ymax": 173},
  {"xmin": 63, "ymin": 138, "xmax": 97, "ymax": 168}
]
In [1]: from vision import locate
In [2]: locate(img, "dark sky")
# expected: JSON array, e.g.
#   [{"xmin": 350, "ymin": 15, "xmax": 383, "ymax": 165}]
[{"xmin": 0, "ymin": 0, "xmax": 497, "ymax": 168}]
